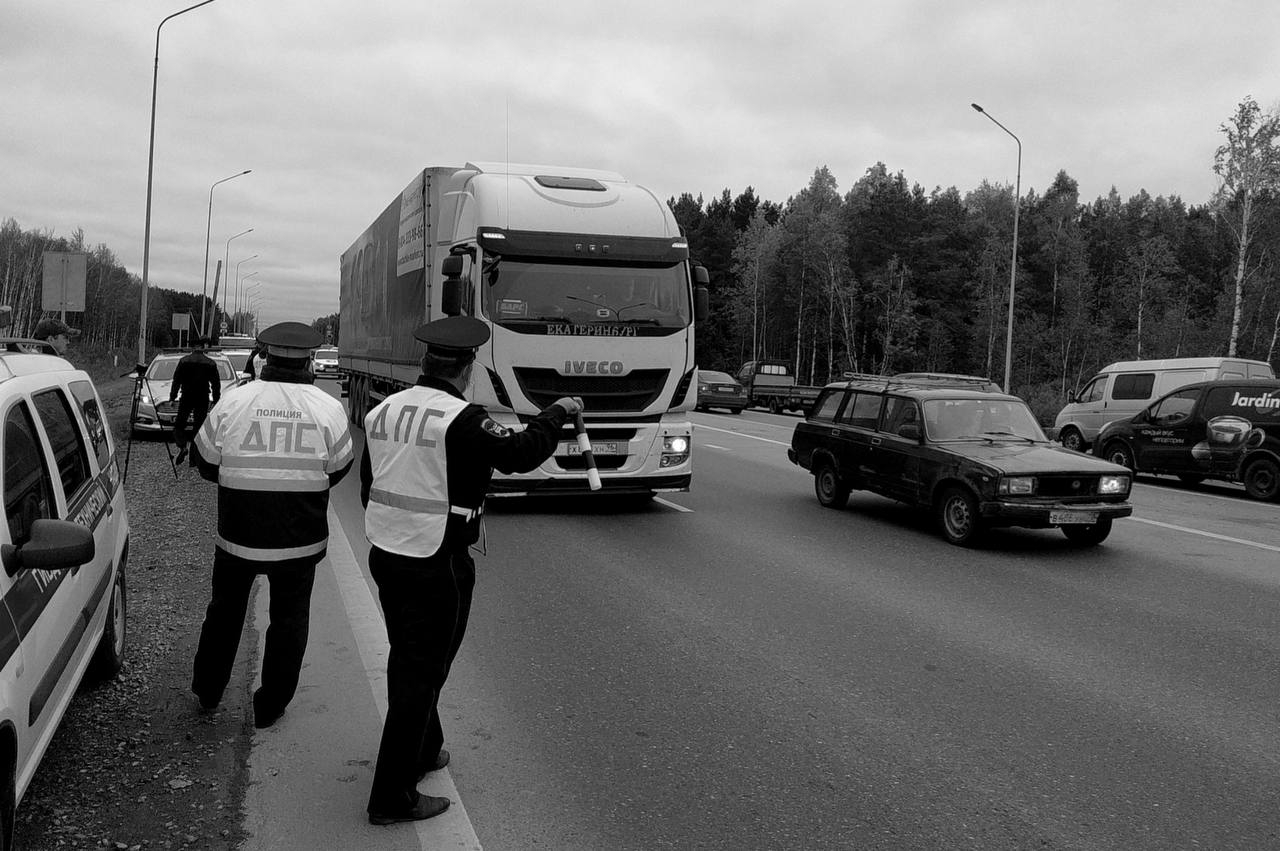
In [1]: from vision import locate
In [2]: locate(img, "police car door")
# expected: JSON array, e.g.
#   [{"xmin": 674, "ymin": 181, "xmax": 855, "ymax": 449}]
[
  {"xmin": 1, "ymin": 393, "xmax": 76, "ymax": 775},
  {"xmin": 27, "ymin": 386, "xmax": 111, "ymax": 724}
]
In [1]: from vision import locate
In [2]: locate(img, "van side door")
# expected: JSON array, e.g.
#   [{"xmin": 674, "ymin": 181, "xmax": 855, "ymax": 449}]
[{"xmin": 1135, "ymin": 387, "xmax": 1203, "ymax": 472}]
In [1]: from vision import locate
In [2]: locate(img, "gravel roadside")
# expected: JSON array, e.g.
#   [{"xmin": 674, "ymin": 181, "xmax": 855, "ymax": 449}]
[{"xmin": 15, "ymin": 378, "xmax": 257, "ymax": 850}]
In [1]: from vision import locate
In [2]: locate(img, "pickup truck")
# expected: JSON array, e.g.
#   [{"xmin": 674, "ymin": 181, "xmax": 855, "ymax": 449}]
[{"xmin": 734, "ymin": 359, "xmax": 823, "ymax": 414}]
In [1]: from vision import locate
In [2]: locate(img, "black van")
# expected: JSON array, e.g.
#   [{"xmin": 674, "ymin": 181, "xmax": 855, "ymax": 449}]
[{"xmin": 1092, "ymin": 379, "xmax": 1280, "ymax": 500}]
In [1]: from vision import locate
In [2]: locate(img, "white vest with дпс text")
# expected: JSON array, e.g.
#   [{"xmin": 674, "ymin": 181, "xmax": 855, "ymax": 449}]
[{"xmin": 364, "ymin": 385, "xmax": 469, "ymax": 558}]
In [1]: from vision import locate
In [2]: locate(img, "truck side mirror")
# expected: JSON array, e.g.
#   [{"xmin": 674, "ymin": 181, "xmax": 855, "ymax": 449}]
[
  {"xmin": 441, "ymin": 255, "xmax": 464, "ymax": 316},
  {"xmin": 692, "ymin": 265, "xmax": 709, "ymax": 322}
]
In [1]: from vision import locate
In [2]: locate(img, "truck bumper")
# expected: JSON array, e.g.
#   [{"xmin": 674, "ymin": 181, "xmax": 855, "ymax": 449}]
[{"xmin": 489, "ymin": 472, "xmax": 691, "ymax": 497}]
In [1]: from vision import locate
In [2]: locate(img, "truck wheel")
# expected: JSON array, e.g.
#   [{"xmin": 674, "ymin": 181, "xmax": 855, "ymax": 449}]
[
  {"xmin": 937, "ymin": 486, "xmax": 985, "ymax": 547},
  {"xmin": 769, "ymin": 398, "xmax": 783, "ymax": 415},
  {"xmin": 1058, "ymin": 427, "xmax": 1086, "ymax": 453},
  {"xmin": 1103, "ymin": 440, "xmax": 1135, "ymax": 472},
  {"xmin": 89, "ymin": 563, "xmax": 126, "ymax": 681},
  {"xmin": 1061, "ymin": 517, "xmax": 1113, "ymax": 546},
  {"xmin": 1243, "ymin": 457, "xmax": 1280, "ymax": 501},
  {"xmin": 814, "ymin": 460, "xmax": 849, "ymax": 509}
]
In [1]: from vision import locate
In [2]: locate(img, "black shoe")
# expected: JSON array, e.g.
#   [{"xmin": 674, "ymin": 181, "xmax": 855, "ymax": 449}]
[
  {"xmin": 415, "ymin": 749, "xmax": 450, "ymax": 783},
  {"xmin": 174, "ymin": 446, "xmax": 189, "ymax": 465},
  {"xmin": 193, "ymin": 690, "xmax": 219, "ymax": 712},
  {"xmin": 368, "ymin": 794, "xmax": 450, "ymax": 826},
  {"xmin": 252, "ymin": 693, "xmax": 285, "ymax": 729}
]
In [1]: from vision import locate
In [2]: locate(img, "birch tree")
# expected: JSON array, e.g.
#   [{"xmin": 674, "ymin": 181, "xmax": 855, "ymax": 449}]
[{"xmin": 1213, "ymin": 97, "xmax": 1280, "ymax": 356}]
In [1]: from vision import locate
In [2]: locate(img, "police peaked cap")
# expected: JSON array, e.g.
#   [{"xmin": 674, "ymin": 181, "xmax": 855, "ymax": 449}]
[
  {"xmin": 414, "ymin": 316, "xmax": 490, "ymax": 358},
  {"xmin": 33, "ymin": 318, "xmax": 81, "ymax": 339},
  {"xmin": 257, "ymin": 321, "xmax": 324, "ymax": 358}
]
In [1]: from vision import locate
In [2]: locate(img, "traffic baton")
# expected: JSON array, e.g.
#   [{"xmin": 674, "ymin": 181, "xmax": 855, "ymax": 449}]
[{"xmin": 574, "ymin": 412, "xmax": 602, "ymax": 491}]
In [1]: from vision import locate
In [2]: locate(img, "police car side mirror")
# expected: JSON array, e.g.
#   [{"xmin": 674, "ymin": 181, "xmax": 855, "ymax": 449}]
[{"xmin": 2, "ymin": 519, "xmax": 95, "ymax": 577}]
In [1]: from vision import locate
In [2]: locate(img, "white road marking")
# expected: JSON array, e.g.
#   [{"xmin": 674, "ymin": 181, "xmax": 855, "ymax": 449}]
[
  {"xmin": 695, "ymin": 422, "xmax": 791, "ymax": 447},
  {"xmin": 1133, "ymin": 481, "xmax": 1249, "ymax": 506},
  {"xmin": 704, "ymin": 443, "xmax": 731, "ymax": 451},
  {"xmin": 655, "ymin": 496, "xmax": 693, "ymax": 513},
  {"xmin": 1130, "ymin": 516, "xmax": 1280, "ymax": 554},
  {"xmin": 327, "ymin": 510, "xmax": 484, "ymax": 849}
]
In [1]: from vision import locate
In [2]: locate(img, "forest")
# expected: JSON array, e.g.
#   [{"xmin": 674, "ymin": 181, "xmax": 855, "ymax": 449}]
[{"xmin": 2, "ymin": 97, "xmax": 1276, "ymax": 420}]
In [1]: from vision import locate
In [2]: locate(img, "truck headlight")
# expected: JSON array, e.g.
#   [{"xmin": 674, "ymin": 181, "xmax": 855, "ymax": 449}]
[
  {"xmin": 1098, "ymin": 474, "xmax": 1130, "ymax": 495},
  {"xmin": 661, "ymin": 434, "xmax": 690, "ymax": 467},
  {"xmin": 998, "ymin": 476, "xmax": 1034, "ymax": 495}
]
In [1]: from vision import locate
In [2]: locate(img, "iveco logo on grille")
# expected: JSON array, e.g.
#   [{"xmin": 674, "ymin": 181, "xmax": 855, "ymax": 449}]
[{"xmin": 563, "ymin": 360, "xmax": 625, "ymax": 375}]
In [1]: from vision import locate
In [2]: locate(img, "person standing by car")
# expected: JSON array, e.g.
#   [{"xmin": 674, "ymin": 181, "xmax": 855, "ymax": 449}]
[
  {"xmin": 361, "ymin": 316, "xmax": 581, "ymax": 825},
  {"xmin": 190, "ymin": 321, "xmax": 353, "ymax": 728},
  {"xmin": 170, "ymin": 336, "xmax": 221, "ymax": 465},
  {"xmin": 31, "ymin": 317, "xmax": 80, "ymax": 356}
]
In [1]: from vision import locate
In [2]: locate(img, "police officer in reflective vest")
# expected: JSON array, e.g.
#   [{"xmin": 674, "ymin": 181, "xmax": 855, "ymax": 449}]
[
  {"xmin": 191, "ymin": 321, "xmax": 354, "ymax": 729},
  {"xmin": 362, "ymin": 316, "xmax": 582, "ymax": 825}
]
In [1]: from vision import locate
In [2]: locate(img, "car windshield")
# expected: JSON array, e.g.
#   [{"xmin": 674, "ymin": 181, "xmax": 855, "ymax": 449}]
[
  {"xmin": 224, "ymin": 352, "xmax": 250, "ymax": 371},
  {"xmin": 315, "ymin": 348, "xmax": 339, "ymax": 359},
  {"xmin": 146, "ymin": 356, "xmax": 235, "ymax": 382},
  {"xmin": 482, "ymin": 259, "xmax": 690, "ymax": 331},
  {"xmin": 923, "ymin": 398, "xmax": 1046, "ymax": 442},
  {"xmin": 700, "ymin": 371, "xmax": 733, "ymax": 383}
]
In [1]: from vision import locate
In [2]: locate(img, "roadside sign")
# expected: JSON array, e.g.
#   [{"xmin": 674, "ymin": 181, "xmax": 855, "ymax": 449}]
[
  {"xmin": 42, "ymin": 251, "xmax": 87, "ymax": 313},
  {"xmin": 220, "ymin": 321, "xmax": 229, "ymax": 334},
  {"xmin": 171, "ymin": 313, "xmax": 189, "ymax": 331}
]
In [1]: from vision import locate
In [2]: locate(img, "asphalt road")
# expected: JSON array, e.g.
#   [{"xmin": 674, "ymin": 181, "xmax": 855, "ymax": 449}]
[{"xmin": 234, "ymin": 398, "xmax": 1280, "ymax": 849}]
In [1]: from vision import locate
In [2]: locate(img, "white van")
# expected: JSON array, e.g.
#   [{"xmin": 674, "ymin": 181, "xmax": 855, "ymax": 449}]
[{"xmin": 1054, "ymin": 357, "xmax": 1275, "ymax": 450}]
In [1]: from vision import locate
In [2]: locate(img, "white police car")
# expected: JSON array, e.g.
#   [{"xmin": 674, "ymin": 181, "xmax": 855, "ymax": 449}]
[{"xmin": 0, "ymin": 330, "xmax": 129, "ymax": 847}]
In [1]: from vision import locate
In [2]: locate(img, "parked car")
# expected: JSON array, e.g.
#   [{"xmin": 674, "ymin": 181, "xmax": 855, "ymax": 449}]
[
  {"xmin": 1053, "ymin": 357, "xmax": 1273, "ymax": 451},
  {"xmin": 312, "ymin": 346, "xmax": 340, "ymax": 379},
  {"xmin": 0, "ymin": 334, "xmax": 129, "ymax": 848},
  {"xmin": 130, "ymin": 350, "xmax": 241, "ymax": 434},
  {"xmin": 217, "ymin": 346, "xmax": 257, "ymax": 381},
  {"xmin": 788, "ymin": 378, "xmax": 1133, "ymax": 546},
  {"xmin": 1092, "ymin": 378, "xmax": 1280, "ymax": 501},
  {"xmin": 695, "ymin": 369, "xmax": 746, "ymax": 413}
]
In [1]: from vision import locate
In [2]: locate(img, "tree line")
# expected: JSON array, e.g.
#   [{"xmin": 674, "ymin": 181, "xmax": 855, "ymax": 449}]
[
  {"xmin": 675, "ymin": 96, "xmax": 1280, "ymax": 420},
  {"xmin": 0, "ymin": 220, "xmax": 257, "ymax": 360}
]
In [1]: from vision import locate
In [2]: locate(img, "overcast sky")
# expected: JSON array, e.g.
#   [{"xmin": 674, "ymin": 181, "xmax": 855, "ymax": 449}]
[{"xmin": 4, "ymin": 1, "xmax": 1279, "ymax": 328}]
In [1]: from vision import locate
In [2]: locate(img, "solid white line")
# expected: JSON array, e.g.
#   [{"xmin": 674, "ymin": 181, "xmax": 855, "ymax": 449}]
[
  {"xmin": 1132, "ymin": 481, "xmax": 1249, "ymax": 506},
  {"xmin": 1130, "ymin": 516, "xmax": 1280, "ymax": 554},
  {"xmin": 695, "ymin": 422, "xmax": 791, "ymax": 447},
  {"xmin": 654, "ymin": 496, "xmax": 693, "ymax": 513},
  {"xmin": 704, "ymin": 443, "xmax": 731, "ymax": 451},
  {"xmin": 327, "ymin": 509, "xmax": 484, "ymax": 849}
]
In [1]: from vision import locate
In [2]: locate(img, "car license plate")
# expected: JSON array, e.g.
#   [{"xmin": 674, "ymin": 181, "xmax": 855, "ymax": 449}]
[
  {"xmin": 1050, "ymin": 510, "xmax": 1098, "ymax": 525},
  {"xmin": 567, "ymin": 441, "xmax": 619, "ymax": 455},
  {"xmin": 717, "ymin": 385, "xmax": 736, "ymax": 393}
]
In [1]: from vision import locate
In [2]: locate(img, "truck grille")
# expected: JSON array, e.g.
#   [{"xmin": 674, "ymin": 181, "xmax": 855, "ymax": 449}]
[
  {"xmin": 1037, "ymin": 475, "xmax": 1098, "ymax": 497},
  {"xmin": 512, "ymin": 368, "xmax": 669, "ymax": 412}
]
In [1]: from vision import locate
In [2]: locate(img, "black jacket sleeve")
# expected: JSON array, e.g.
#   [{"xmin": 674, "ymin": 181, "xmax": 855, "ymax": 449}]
[
  {"xmin": 358, "ymin": 444, "xmax": 372, "ymax": 508},
  {"xmin": 208, "ymin": 362, "xmax": 221, "ymax": 403},
  {"xmin": 457, "ymin": 403, "xmax": 570, "ymax": 475}
]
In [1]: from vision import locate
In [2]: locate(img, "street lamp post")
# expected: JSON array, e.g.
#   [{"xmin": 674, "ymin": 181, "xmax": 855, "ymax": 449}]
[
  {"xmin": 234, "ymin": 257, "xmax": 258, "ymax": 331},
  {"xmin": 138, "ymin": 0, "xmax": 219, "ymax": 365},
  {"xmin": 246, "ymin": 295, "xmax": 263, "ymax": 336},
  {"xmin": 220, "ymin": 228, "xmax": 252, "ymax": 336},
  {"xmin": 239, "ymin": 278, "xmax": 260, "ymax": 333},
  {"xmin": 971, "ymin": 102, "xmax": 1021, "ymax": 394},
  {"xmin": 201, "ymin": 169, "xmax": 251, "ymax": 337}
]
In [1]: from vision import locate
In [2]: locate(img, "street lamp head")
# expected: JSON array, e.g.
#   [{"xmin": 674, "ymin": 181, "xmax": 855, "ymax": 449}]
[{"xmin": 971, "ymin": 103, "xmax": 984, "ymax": 113}]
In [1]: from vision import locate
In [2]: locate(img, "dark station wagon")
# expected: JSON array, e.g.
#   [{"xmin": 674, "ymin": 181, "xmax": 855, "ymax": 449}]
[{"xmin": 788, "ymin": 378, "xmax": 1135, "ymax": 546}]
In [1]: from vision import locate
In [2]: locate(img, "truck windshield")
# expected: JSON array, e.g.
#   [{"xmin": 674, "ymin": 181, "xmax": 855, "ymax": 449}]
[{"xmin": 482, "ymin": 259, "xmax": 690, "ymax": 332}]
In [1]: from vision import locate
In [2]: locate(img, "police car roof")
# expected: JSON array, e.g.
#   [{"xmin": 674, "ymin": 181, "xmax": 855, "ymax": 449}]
[{"xmin": 0, "ymin": 344, "xmax": 77, "ymax": 383}]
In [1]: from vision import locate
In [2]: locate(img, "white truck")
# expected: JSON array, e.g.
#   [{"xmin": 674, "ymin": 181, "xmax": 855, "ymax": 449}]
[{"xmin": 339, "ymin": 162, "xmax": 709, "ymax": 498}]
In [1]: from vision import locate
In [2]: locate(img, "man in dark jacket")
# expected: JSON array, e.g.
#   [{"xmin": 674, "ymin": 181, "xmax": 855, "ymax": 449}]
[
  {"xmin": 361, "ymin": 315, "xmax": 582, "ymax": 825},
  {"xmin": 171, "ymin": 337, "xmax": 222, "ymax": 464}
]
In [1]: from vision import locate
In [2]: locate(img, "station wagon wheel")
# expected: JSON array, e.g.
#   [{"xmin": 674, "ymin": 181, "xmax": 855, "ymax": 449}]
[
  {"xmin": 814, "ymin": 459, "xmax": 849, "ymax": 509},
  {"xmin": 1242, "ymin": 457, "xmax": 1280, "ymax": 501},
  {"xmin": 937, "ymin": 486, "xmax": 985, "ymax": 546},
  {"xmin": 1103, "ymin": 440, "xmax": 1135, "ymax": 472},
  {"xmin": 1058, "ymin": 427, "xmax": 1085, "ymax": 452},
  {"xmin": 1061, "ymin": 516, "xmax": 1114, "ymax": 546},
  {"xmin": 89, "ymin": 564, "xmax": 126, "ymax": 681}
]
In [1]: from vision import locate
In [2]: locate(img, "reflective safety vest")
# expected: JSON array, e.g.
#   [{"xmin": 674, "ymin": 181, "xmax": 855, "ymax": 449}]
[
  {"xmin": 363, "ymin": 385, "xmax": 469, "ymax": 558},
  {"xmin": 195, "ymin": 380, "xmax": 353, "ymax": 561}
]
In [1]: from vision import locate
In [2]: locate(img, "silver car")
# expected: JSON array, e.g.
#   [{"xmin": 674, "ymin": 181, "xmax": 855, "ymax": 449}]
[{"xmin": 130, "ymin": 351, "xmax": 241, "ymax": 433}]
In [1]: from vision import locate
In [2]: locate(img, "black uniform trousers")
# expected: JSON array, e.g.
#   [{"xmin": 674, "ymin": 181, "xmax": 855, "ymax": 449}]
[
  {"xmin": 366, "ymin": 543, "xmax": 476, "ymax": 814},
  {"xmin": 191, "ymin": 546, "xmax": 319, "ymax": 717},
  {"xmin": 173, "ymin": 398, "xmax": 209, "ymax": 449}
]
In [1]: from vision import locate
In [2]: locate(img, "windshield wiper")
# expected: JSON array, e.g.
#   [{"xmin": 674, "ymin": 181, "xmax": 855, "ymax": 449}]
[
  {"xmin": 563, "ymin": 296, "xmax": 661, "ymax": 323},
  {"xmin": 980, "ymin": 431, "xmax": 1037, "ymax": 443}
]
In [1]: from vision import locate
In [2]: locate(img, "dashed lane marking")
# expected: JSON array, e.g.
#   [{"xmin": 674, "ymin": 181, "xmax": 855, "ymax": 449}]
[
  {"xmin": 695, "ymin": 423, "xmax": 791, "ymax": 447},
  {"xmin": 327, "ymin": 509, "xmax": 484, "ymax": 849},
  {"xmin": 704, "ymin": 443, "xmax": 731, "ymax": 451},
  {"xmin": 1130, "ymin": 516, "xmax": 1280, "ymax": 554},
  {"xmin": 655, "ymin": 497, "xmax": 693, "ymax": 513}
]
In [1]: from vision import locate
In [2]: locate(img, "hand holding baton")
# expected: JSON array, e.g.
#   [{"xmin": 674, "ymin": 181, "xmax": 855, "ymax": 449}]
[{"xmin": 573, "ymin": 411, "xmax": 602, "ymax": 491}]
